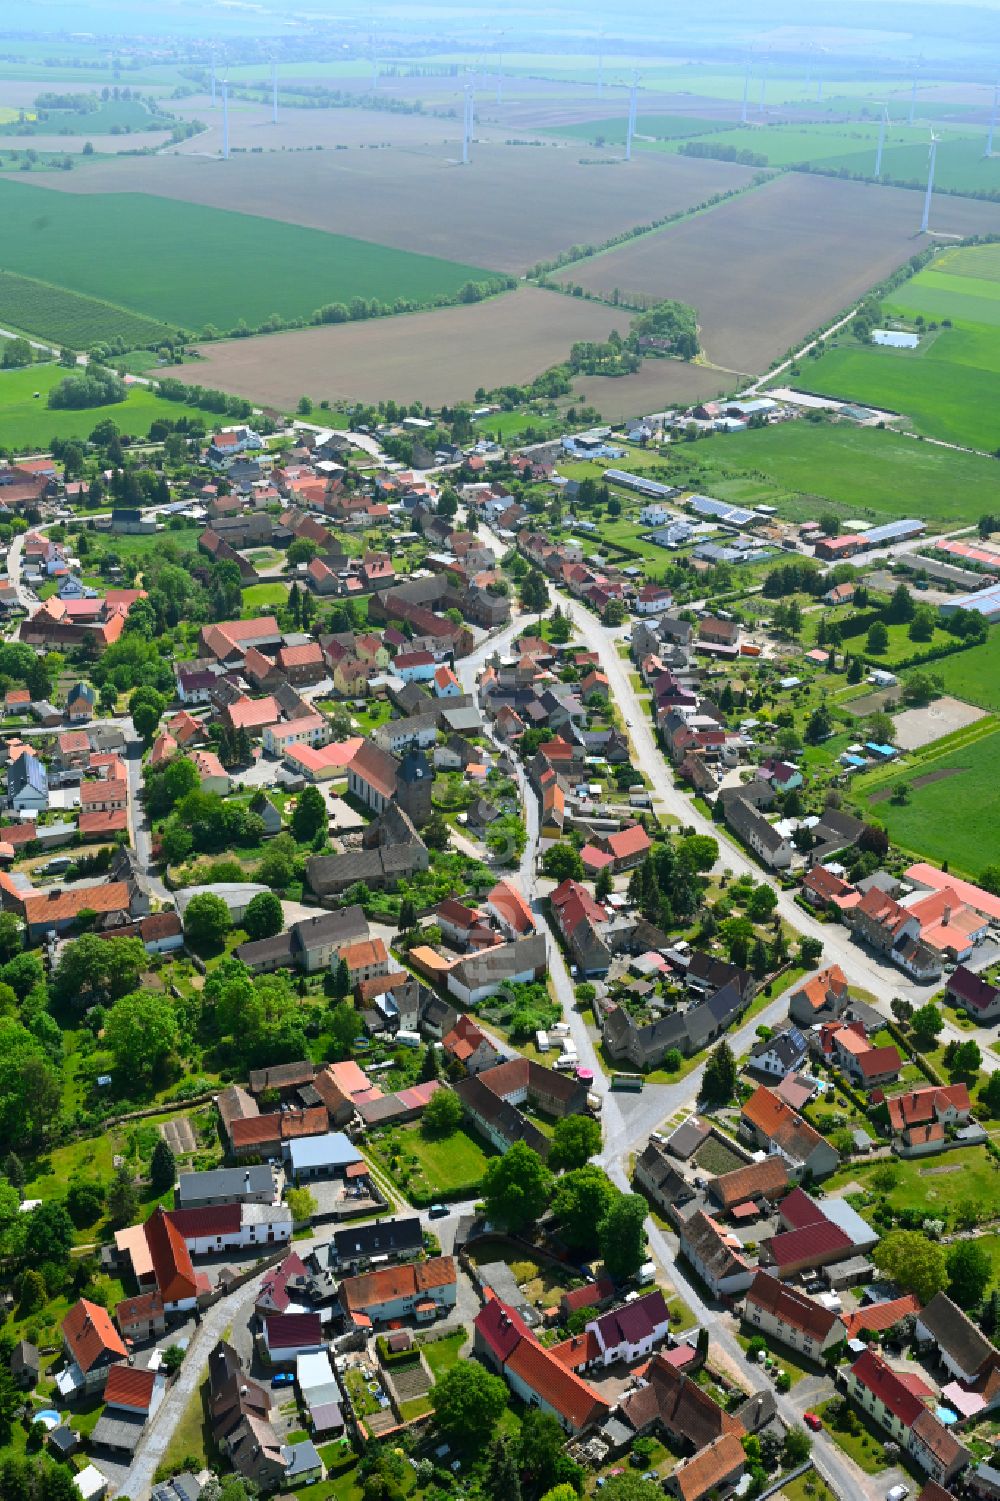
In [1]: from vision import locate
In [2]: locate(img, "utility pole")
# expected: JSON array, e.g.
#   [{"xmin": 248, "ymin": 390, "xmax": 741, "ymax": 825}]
[
  {"xmin": 921, "ymin": 134, "xmax": 938, "ymax": 233},
  {"xmin": 740, "ymin": 66, "xmax": 749, "ymax": 125},
  {"xmin": 875, "ymin": 104, "xmax": 887, "ymax": 178}
]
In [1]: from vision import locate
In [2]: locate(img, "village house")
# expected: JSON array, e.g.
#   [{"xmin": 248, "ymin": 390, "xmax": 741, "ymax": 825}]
[
  {"xmin": 845, "ymin": 1348, "xmax": 969, "ymax": 1487},
  {"xmin": 743, "ymin": 1270, "xmax": 846, "ymax": 1358},
  {"xmin": 724, "ymin": 796, "xmax": 793, "ymax": 870},
  {"xmin": 946, "ymin": 966, "xmax": 1000, "ymax": 1023},
  {"xmin": 60, "ymin": 1299, "xmax": 127, "ymax": 1397},
  {"xmin": 886, "ymin": 1083, "xmax": 975, "ymax": 1156},
  {"xmin": 788, "ymin": 965, "xmax": 851, "ymax": 1026},
  {"xmin": 441, "ymin": 1014, "xmax": 501, "ymax": 1075},
  {"xmin": 739, "ymin": 1085, "xmax": 841, "ymax": 1180},
  {"xmin": 339, "ymin": 1256, "xmax": 457, "ymax": 1328},
  {"xmin": 848, "ymin": 886, "xmax": 943, "ymax": 981},
  {"xmin": 679, "ymin": 1210, "xmax": 754, "ymax": 1298},
  {"xmin": 474, "ymin": 1297, "xmax": 609, "ymax": 1435}
]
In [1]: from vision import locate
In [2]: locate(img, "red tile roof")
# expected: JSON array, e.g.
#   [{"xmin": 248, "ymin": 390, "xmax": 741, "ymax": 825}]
[
  {"xmin": 144, "ymin": 1207, "xmax": 198, "ymax": 1304},
  {"xmin": 745, "ymin": 1271, "xmax": 841, "ymax": 1340},
  {"xmin": 505, "ymin": 1331, "xmax": 609, "ymax": 1431},
  {"xmin": 850, "ymin": 1347, "xmax": 928, "ymax": 1426},
  {"xmin": 886, "ymin": 1084, "xmax": 971, "ymax": 1133},
  {"xmin": 104, "ymin": 1363, "xmax": 157, "ymax": 1412},
  {"xmin": 339, "ymin": 1256, "xmax": 456, "ymax": 1315},
  {"xmin": 606, "ymin": 824, "xmax": 652, "ymax": 861},
  {"xmin": 168, "ymin": 1204, "xmax": 241, "ymax": 1239},
  {"xmin": 843, "ymin": 1294, "xmax": 921, "ymax": 1341},
  {"xmin": 475, "ymin": 1292, "xmax": 534, "ymax": 1363},
  {"xmin": 79, "ymin": 809, "xmax": 129, "ymax": 838},
  {"xmin": 763, "ymin": 1219, "xmax": 852, "ymax": 1271},
  {"xmin": 264, "ymin": 1312, "xmax": 323, "ymax": 1350},
  {"xmin": 63, "ymin": 1298, "xmax": 127, "ymax": 1374}
]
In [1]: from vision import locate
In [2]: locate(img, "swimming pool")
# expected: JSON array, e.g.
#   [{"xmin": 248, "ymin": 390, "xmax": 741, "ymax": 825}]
[{"xmin": 35, "ymin": 1411, "xmax": 60, "ymax": 1431}]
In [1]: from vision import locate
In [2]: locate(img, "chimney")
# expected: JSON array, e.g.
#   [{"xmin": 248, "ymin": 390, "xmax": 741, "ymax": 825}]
[{"xmin": 943, "ymin": 905, "xmax": 952, "ymax": 924}]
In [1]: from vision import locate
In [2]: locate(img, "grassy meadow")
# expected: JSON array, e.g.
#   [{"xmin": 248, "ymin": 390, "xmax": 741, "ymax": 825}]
[{"xmin": 0, "ymin": 362, "xmax": 208, "ymax": 451}]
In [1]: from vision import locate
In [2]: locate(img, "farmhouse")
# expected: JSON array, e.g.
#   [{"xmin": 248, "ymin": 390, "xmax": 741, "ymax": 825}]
[
  {"xmin": 474, "ymin": 1297, "xmax": 609, "ymax": 1434},
  {"xmin": 743, "ymin": 1271, "xmax": 846, "ymax": 1357},
  {"xmin": 339, "ymin": 1256, "xmax": 457, "ymax": 1328}
]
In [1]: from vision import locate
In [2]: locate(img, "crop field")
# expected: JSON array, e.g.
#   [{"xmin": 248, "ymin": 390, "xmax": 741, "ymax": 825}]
[
  {"xmin": 886, "ymin": 242, "xmax": 1000, "ymax": 327},
  {"xmin": 0, "ymin": 270, "xmax": 178, "ymax": 350},
  {"xmin": 931, "ymin": 631, "xmax": 1000, "ymax": 711},
  {"xmin": 0, "ymin": 177, "xmax": 495, "ymax": 334},
  {"xmin": 188, "ymin": 287, "xmax": 647, "ymax": 408},
  {"xmin": 0, "ymin": 363, "xmax": 209, "ymax": 452},
  {"xmin": 568, "ymin": 361, "xmax": 730, "ymax": 422},
  {"xmin": 554, "ymin": 174, "xmax": 1000, "ymax": 375},
  {"xmin": 800, "ymin": 330, "xmax": 1000, "ymax": 451},
  {"xmin": 14, "ymin": 144, "xmax": 760, "ymax": 274},
  {"xmin": 652, "ymin": 421, "xmax": 1000, "ymax": 527},
  {"xmin": 855, "ymin": 723, "xmax": 1000, "ymax": 876},
  {"xmin": 546, "ymin": 112, "xmax": 728, "ymax": 144},
  {"xmin": 13, "ymin": 98, "xmax": 172, "ymax": 135}
]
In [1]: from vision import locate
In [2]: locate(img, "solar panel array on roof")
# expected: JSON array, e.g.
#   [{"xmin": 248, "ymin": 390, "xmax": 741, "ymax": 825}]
[
  {"xmin": 602, "ymin": 470, "xmax": 678, "ymax": 500},
  {"xmin": 860, "ymin": 519, "xmax": 923, "ymax": 546},
  {"xmin": 687, "ymin": 495, "xmax": 757, "ymax": 526},
  {"xmin": 942, "ymin": 581, "xmax": 1000, "ymax": 619}
]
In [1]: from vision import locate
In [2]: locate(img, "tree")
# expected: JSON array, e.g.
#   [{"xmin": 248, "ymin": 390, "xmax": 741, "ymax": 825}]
[
  {"xmin": 700, "ymin": 1041, "xmax": 737, "ymax": 1107},
  {"xmin": 846, "ymin": 656, "xmax": 863, "ymax": 685},
  {"xmin": 599, "ymin": 1473, "xmax": 663, "ymax": 1501},
  {"xmin": 23, "ymin": 1200, "xmax": 74, "ymax": 1264},
  {"xmin": 51, "ymin": 932, "xmax": 146, "ymax": 1008},
  {"xmin": 947, "ymin": 1239, "xmax": 992, "ymax": 1309},
  {"xmin": 481, "ymin": 1141, "xmax": 552, "ymax": 1232},
  {"xmin": 285, "ymin": 1186, "xmax": 317, "ymax": 1223},
  {"xmin": 243, "ymin": 891, "xmax": 283, "ymax": 941},
  {"xmin": 150, "ymin": 1138, "xmax": 176, "ymax": 1192},
  {"xmin": 799, "ymin": 935, "xmax": 823, "ymax": 966},
  {"xmin": 488, "ymin": 1436, "xmax": 522, "ymax": 1501},
  {"xmin": 422, "ymin": 1087, "xmax": 464, "ymax": 1137},
  {"xmin": 520, "ymin": 1408, "xmax": 581, "ymax": 1495},
  {"xmin": 292, "ymin": 785, "xmax": 327, "ymax": 842},
  {"xmin": 595, "ymin": 864, "xmax": 613, "ymax": 901},
  {"xmin": 865, "ymin": 620, "xmax": 889, "ymax": 655},
  {"xmin": 551, "ymin": 1165, "xmax": 618, "ymax": 1250},
  {"xmin": 1, "ymin": 337, "xmax": 32, "ymax": 369},
  {"xmin": 951, "ymin": 1039, "xmax": 982, "ymax": 1077},
  {"xmin": 549, "ymin": 1114, "xmax": 602, "ymax": 1171},
  {"xmin": 65, "ymin": 1179, "xmax": 105, "ymax": 1230},
  {"xmin": 107, "ymin": 1163, "xmax": 138, "ymax": 1230},
  {"xmin": 398, "ymin": 898, "xmax": 417, "ymax": 932},
  {"xmin": 104, "ymin": 991, "xmax": 179, "ymax": 1084},
  {"xmin": 183, "ymin": 892, "xmax": 231, "ymax": 950},
  {"xmin": 430, "ymin": 1360, "xmax": 508, "ymax": 1440},
  {"xmin": 866, "ymin": 710, "xmax": 895, "ymax": 746},
  {"xmin": 783, "ymin": 1429, "xmax": 812, "ymax": 1466},
  {"xmin": 0, "ymin": 914, "xmax": 22, "ymax": 965},
  {"xmin": 911, "ymin": 1003, "xmax": 943, "ymax": 1048},
  {"xmin": 419, "ymin": 1044, "xmax": 440, "ymax": 1082},
  {"xmin": 747, "ymin": 884, "xmax": 778, "ymax": 922},
  {"xmin": 908, "ymin": 606, "xmax": 937, "ymax": 644},
  {"xmin": 131, "ymin": 697, "xmax": 162, "ymax": 739},
  {"xmin": 162, "ymin": 1345, "xmax": 185, "ymax": 1376},
  {"xmin": 873, "ymin": 1229, "xmax": 948, "ymax": 1304},
  {"xmin": 520, "ymin": 569, "xmax": 548, "ymax": 614},
  {"xmin": 983, "ymin": 1071, "xmax": 1000, "ymax": 1116},
  {"xmin": 599, "ymin": 1192, "xmax": 648, "ymax": 1280},
  {"xmin": 329, "ymin": 1001, "xmax": 361, "ymax": 1060},
  {"xmin": 541, "ymin": 843, "xmax": 584, "ymax": 882},
  {"xmin": 806, "ymin": 705, "xmax": 833, "ymax": 743},
  {"xmin": 332, "ymin": 958, "xmax": 351, "ymax": 1000},
  {"xmin": 677, "ymin": 834, "xmax": 719, "ymax": 873}
]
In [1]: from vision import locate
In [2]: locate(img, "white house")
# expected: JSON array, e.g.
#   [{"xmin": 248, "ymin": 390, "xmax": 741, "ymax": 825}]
[
  {"xmin": 587, "ymin": 1290, "xmax": 671, "ymax": 1366},
  {"xmin": 640, "ymin": 504, "xmax": 674, "ymax": 525},
  {"xmin": 679, "ymin": 1210, "xmax": 754, "ymax": 1298},
  {"xmin": 393, "ymin": 650, "xmax": 437, "ymax": 683},
  {"xmin": 170, "ymin": 1202, "xmax": 292, "ymax": 1257}
]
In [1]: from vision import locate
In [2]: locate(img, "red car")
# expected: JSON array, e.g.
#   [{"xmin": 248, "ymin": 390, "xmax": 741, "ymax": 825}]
[{"xmin": 803, "ymin": 1413, "xmax": 822, "ymax": 1432}]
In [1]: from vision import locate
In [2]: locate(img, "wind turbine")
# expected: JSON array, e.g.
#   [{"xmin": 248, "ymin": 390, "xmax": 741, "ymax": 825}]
[
  {"xmin": 221, "ymin": 76, "xmax": 230, "ymax": 159},
  {"xmin": 759, "ymin": 66, "xmax": 768, "ymax": 116},
  {"xmin": 461, "ymin": 82, "xmax": 474, "ymax": 165},
  {"xmin": 920, "ymin": 130, "xmax": 939, "ymax": 233},
  {"xmin": 625, "ymin": 69, "xmax": 638, "ymax": 161},
  {"xmin": 986, "ymin": 81, "xmax": 999, "ymax": 157},
  {"xmin": 210, "ymin": 51, "xmax": 217, "ymax": 107},
  {"xmin": 740, "ymin": 61, "xmax": 750, "ymax": 125},
  {"xmin": 874, "ymin": 104, "xmax": 888, "ymax": 178},
  {"xmin": 909, "ymin": 73, "xmax": 918, "ymax": 127},
  {"xmin": 271, "ymin": 59, "xmax": 279, "ymax": 124}
]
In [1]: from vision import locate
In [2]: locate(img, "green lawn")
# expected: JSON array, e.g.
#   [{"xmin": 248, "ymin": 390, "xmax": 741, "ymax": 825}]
[
  {"xmin": 420, "ymin": 1331, "xmax": 465, "ymax": 1381},
  {"xmin": 372, "ymin": 1123, "xmax": 494, "ymax": 1202},
  {"xmin": 158, "ymin": 1369, "xmax": 217, "ymax": 1476},
  {"xmin": 826, "ymin": 1145, "xmax": 1000, "ymax": 1223},
  {"xmin": 734, "ymin": 1331, "xmax": 812, "ymax": 1388},
  {"xmin": 242, "ymin": 581, "xmax": 289, "ymax": 610},
  {"xmin": 0, "ymin": 362, "xmax": 209, "ymax": 452},
  {"xmin": 815, "ymin": 1400, "xmax": 889, "ymax": 1475},
  {"xmin": 853, "ymin": 722, "xmax": 1000, "ymax": 877},
  {"xmin": 0, "ymin": 177, "xmax": 500, "ymax": 337},
  {"xmin": 932, "ymin": 629, "xmax": 1000, "ymax": 711}
]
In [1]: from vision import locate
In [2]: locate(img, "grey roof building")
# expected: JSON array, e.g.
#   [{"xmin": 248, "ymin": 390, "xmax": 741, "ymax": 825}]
[{"xmin": 175, "ymin": 1165, "xmax": 278, "ymax": 1210}]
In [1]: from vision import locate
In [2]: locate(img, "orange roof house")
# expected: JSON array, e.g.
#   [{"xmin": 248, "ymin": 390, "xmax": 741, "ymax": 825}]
[
  {"xmin": 63, "ymin": 1298, "xmax": 127, "ymax": 1375},
  {"xmin": 143, "ymin": 1206, "xmax": 199, "ymax": 1306}
]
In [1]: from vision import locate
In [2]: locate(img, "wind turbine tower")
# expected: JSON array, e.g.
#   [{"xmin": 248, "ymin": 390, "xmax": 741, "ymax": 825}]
[
  {"xmin": 210, "ymin": 56, "xmax": 217, "ymax": 107},
  {"xmin": 462, "ymin": 84, "xmax": 473, "ymax": 164},
  {"xmin": 740, "ymin": 65, "xmax": 750, "ymax": 125},
  {"xmin": 910, "ymin": 76, "xmax": 918, "ymax": 126},
  {"xmin": 875, "ymin": 104, "xmax": 888, "ymax": 178},
  {"xmin": 625, "ymin": 70, "xmax": 638, "ymax": 161},
  {"xmin": 986, "ymin": 81, "xmax": 999, "ymax": 157},
  {"xmin": 759, "ymin": 69, "xmax": 767, "ymax": 114},
  {"xmin": 921, "ymin": 131, "xmax": 938, "ymax": 233},
  {"xmin": 221, "ymin": 78, "xmax": 230, "ymax": 159},
  {"xmin": 272, "ymin": 61, "xmax": 279, "ymax": 124}
]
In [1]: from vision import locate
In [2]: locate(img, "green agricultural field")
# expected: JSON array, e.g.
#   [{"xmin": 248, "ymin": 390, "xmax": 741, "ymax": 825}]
[
  {"xmin": 0, "ymin": 363, "xmax": 208, "ymax": 452},
  {"xmin": 665, "ymin": 421, "xmax": 1000, "ymax": 527},
  {"xmin": 0, "ymin": 178, "xmax": 498, "ymax": 336},
  {"xmin": 886, "ymin": 242, "xmax": 1000, "ymax": 328},
  {"xmin": 828, "ymin": 1145, "xmax": 1000, "ymax": 1220},
  {"xmin": 17, "ymin": 99, "xmax": 174, "ymax": 134},
  {"xmin": 853, "ymin": 723, "xmax": 1000, "ymax": 876},
  {"xmin": 242, "ymin": 582, "xmax": 289, "ymax": 610},
  {"xmin": 0, "ymin": 270, "xmax": 179, "ymax": 351},
  {"xmin": 799, "ymin": 332, "xmax": 1000, "ymax": 451},
  {"xmin": 933, "ymin": 630, "xmax": 1000, "ymax": 711},
  {"xmin": 548, "ymin": 112, "xmax": 726, "ymax": 144}
]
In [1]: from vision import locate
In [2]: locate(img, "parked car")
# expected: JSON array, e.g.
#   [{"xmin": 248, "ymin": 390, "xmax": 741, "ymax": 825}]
[
  {"xmin": 803, "ymin": 1413, "xmax": 822, "ymax": 1432},
  {"xmin": 272, "ymin": 1372, "xmax": 295, "ymax": 1387},
  {"xmin": 886, "ymin": 1489, "xmax": 909, "ymax": 1501},
  {"xmin": 428, "ymin": 1204, "xmax": 449, "ymax": 1220}
]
